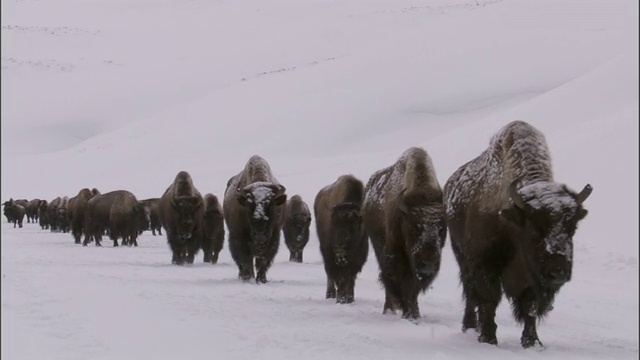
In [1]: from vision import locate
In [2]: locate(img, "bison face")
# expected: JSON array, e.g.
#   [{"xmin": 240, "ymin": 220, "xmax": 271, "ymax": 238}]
[
  {"xmin": 237, "ymin": 185, "xmax": 287, "ymax": 251},
  {"xmin": 170, "ymin": 196, "xmax": 203, "ymax": 241},
  {"xmin": 500, "ymin": 180, "xmax": 592, "ymax": 288},
  {"xmin": 330, "ymin": 203, "xmax": 363, "ymax": 262}
]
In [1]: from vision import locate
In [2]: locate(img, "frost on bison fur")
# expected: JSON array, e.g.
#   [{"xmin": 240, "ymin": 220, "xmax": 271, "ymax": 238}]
[
  {"xmin": 444, "ymin": 120, "xmax": 592, "ymax": 349},
  {"xmin": 363, "ymin": 147, "xmax": 446, "ymax": 320},
  {"xmin": 223, "ymin": 155, "xmax": 287, "ymax": 283},
  {"xmin": 158, "ymin": 171, "xmax": 204, "ymax": 265},
  {"xmin": 314, "ymin": 175, "xmax": 368, "ymax": 304},
  {"xmin": 283, "ymin": 195, "xmax": 312, "ymax": 263},
  {"xmin": 201, "ymin": 193, "xmax": 225, "ymax": 264}
]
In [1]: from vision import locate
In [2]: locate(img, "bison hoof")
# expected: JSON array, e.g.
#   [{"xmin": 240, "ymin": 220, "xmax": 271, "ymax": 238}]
[
  {"xmin": 478, "ymin": 334, "xmax": 498, "ymax": 345},
  {"xmin": 256, "ymin": 274, "xmax": 267, "ymax": 284},
  {"xmin": 337, "ymin": 296, "xmax": 354, "ymax": 304},
  {"xmin": 521, "ymin": 336, "xmax": 544, "ymax": 350},
  {"xmin": 326, "ymin": 291, "xmax": 337, "ymax": 299}
]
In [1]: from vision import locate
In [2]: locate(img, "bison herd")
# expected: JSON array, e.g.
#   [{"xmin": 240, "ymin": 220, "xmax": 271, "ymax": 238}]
[{"xmin": 2, "ymin": 121, "xmax": 593, "ymax": 349}]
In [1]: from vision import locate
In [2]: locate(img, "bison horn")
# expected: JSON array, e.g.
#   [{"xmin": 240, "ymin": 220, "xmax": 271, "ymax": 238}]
[
  {"xmin": 396, "ymin": 188, "xmax": 410, "ymax": 214},
  {"xmin": 268, "ymin": 184, "xmax": 286, "ymax": 195},
  {"xmin": 508, "ymin": 178, "xmax": 527, "ymax": 210},
  {"xmin": 575, "ymin": 184, "xmax": 593, "ymax": 205}
]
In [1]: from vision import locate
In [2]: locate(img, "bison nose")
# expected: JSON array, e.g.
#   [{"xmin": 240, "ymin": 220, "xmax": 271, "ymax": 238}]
[
  {"xmin": 417, "ymin": 260, "xmax": 437, "ymax": 277},
  {"xmin": 545, "ymin": 268, "xmax": 569, "ymax": 285}
]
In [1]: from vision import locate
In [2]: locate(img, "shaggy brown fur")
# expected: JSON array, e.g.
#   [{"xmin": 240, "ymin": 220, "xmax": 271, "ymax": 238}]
[
  {"xmin": 223, "ymin": 155, "xmax": 287, "ymax": 283},
  {"xmin": 283, "ymin": 195, "xmax": 312, "ymax": 263},
  {"xmin": 444, "ymin": 121, "xmax": 592, "ymax": 348},
  {"xmin": 201, "ymin": 193, "xmax": 225, "ymax": 264},
  {"xmin": 109, "ymin": 191, "xmax": 147, "ymax": 247},
  {"xmin": 363, "ymin": 147, "xmax": 446, "ymax": 320},
  {"xmin": 140, "ymin": 198, "xmax": 162, "ymax": 236},
  {"xmin": 158, "ymin": 171, "xmax": 204, "ymax": 265},
  {"xmin": 314, "ymin": 175, "xmax": 368, "ymax": 304},
  {"xmin": 68, "ymin": 188, "xmax": 100, "ymax": 244}
]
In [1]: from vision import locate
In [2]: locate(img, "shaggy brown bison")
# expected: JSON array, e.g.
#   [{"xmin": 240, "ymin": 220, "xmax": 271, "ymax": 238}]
[
  {"xmin": 201, "ymin": 193, "xmax": 225, "ymax": 264},
  {"xmin": 158, "ymin": 171, "xmax": 204, "ymax": 265},
  {"xmin": 363, "ymin": 147, "xmax": 446, "ymax": 320},
  {"xmin": 314, "ymin": 175, "xmax": 368, "ymax": 304},
  {"xmin": 140, "ymin": 198, "xmax": 162, "ymax": 236},
  {"xmin": 3, "ymin": 199, "xmax": 26, "ymax": 228},
  {"xmin": 223, "ymin": 155, "xmax": 287, "ymax": 283},
  {"xmin": 46, "ymin": 197, "xmax": 63, "ymax": 232},
  {"xmin": 56, "ymin": 196, "xmax": 71, "ymax": 233},
  {"xmin": 25, "ymin": 199, "xmax": 41, "ymax": 223},
  {"xmin": 38, "ymin": 200, "xmax": 49, "ymax": 229},
  {"xmin": 283, "ymin": 195, "xmax": 312, "ymax": 263},
  {"xmin": 109, "ymin": 192, "xmax": 147, "ymax": 247},
  {"xmin": 84, "ymin": 190, "xmax": 141, "ymax": 247},
  {"xmin": 68, "ymin": 188, "xmax": 100, "ymax": 244},
  {"xmin": 444, "ymin": 120, "xmax": 592, "ymax": 348}
]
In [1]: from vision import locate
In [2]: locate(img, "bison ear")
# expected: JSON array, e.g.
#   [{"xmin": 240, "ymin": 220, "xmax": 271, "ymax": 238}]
[
  {"xmin": 274, "ymin": 194, "xmax": 287, "ymax": 206},
  {"xmin": 499, "ymin": 206, "xmax": 526, "ymax": 228}
]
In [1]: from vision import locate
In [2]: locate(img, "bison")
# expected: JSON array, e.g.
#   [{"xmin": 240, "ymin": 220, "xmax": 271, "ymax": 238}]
[
  {"xmin": 109, "ymin": 191, "xmax": 147, "ymax": 247},
  {"xmin": 25, "ymin": 199, "xmax": 41, "ymax": 223},
  {"xmin": 3, "ymin": 199, "xmax": 26, "ymax": 228},
  {"xmin": 363, "ymin": 147, "xmax": 446, "ymax": 320},
  {"xmin": 201, "ymin": 193, "xmax": 225, "ymax": 264},
  {"xmin": 158, "ymin": 171, "xmax": 204, "ymax": 265},
  {"xmin": 84, "ymin": 191, "xmax": 133, "ymax": 246},
  {"xmin": 444, "ymin": 120, "xmax": 592, "ymax": 348},
  {"xmin": 283, "ymin": 195, "xmax": 312, "ymax": 263},
  {"xmin": 223, "ymin": 155, "xmax": 287, "ymax": 283},
  {"xmin": 56, "ymin": 196, "xmax": 71, "ymax": 233},
  {"xmin": 46, "ymin": 197, "xmax": 63, "ymax": 232},
  {"xmin": 314, "ymin": 175, "xmax": 368, "ymax": 304},
  {"xmin": 140, "ymin": 198, "xmax": 162, "ymax": 236},
  {"xmin": 38, "ymin": 200, "xmax": 50, "ymax": 230},
  {"xmin": 68, "ymin": 188, "xmax": 100, "ymax": 244}
]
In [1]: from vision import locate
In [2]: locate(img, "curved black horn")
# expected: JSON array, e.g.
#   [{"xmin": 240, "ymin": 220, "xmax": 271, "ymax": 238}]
[
  {"xmin": 509, "ymin": 178, "xmax": 527, "ymax": 210},
  {"xmin": 268, "ymin": 184, "xmax": 286, "ymax": 195},
  {"xmin": 575, "ymin": 184, "xmax": 593, "ymax": 204},
  {"xmin": 396, "ymin": 188, "xmax": 409, "ymax": 214}
]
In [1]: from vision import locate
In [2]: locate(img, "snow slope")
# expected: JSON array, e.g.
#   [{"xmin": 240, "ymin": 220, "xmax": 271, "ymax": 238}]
[{"xmin": 2, "ymin": 0, "xmax": 638, "ymax": 359}]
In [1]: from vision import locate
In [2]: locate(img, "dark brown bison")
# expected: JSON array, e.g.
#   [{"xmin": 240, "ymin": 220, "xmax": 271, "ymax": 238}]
[
  {"xmin": 109, "ymin": 191, "xmax": 147, "ymax": 247},
  {"xmin": 84, "ymin": 191, "xmax": 128, "ymax": 246},
  {"xmin": 56, "ymin": 196, "xmax": 71, "ymax": 233},
  {"xmin": 444, "ymin": 120, "xmax": 592, "ymax": 348},
  {"xmin": 223, "ymin": 155, "xmax": 287, "ymax": 283},
  {"xmin": 140, "ymin": 198, "xmax": 162, "ymax": 236},
  {"xmin": 363, "ymin": 147, "xmax": 446, "ymax": 320},
  {"xmin": 68, "ymin": 188, "xmax": 100, "ymax": 244},
  {"xmin": 283, "ymin": 195, "xmax": 312, "ymax": 263},
  {"xmin": 158, "ymin": 171, "xmax": 204, "ymax": 265},
  {"xmin": 201, "ymin": 193, "xmax": 225, "ymax": 264},
  {"xmin": 46, "ymin": 197, "xmax": 63, "ymax": 232},
  {"xmin": 25, "ymin": 199, "xmax": 41, "ymax": 223},
  {"xmin": 3, "ymin": 199, "xmax": 26, "ymax": 228},
  {"xmin": 314, "ymin": 174, "xmax": 368, "ymax": 304},
  {"xmin": 38, "ymin": 200, "xmax": 50, "ymax": 229}
]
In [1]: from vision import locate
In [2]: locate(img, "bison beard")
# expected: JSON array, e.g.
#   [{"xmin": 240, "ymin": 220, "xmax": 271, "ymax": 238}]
[
  {"xmin": 444, "ymin": 120, "xmax": 592, "ymax": 348},
  {"xmin": 314, "ymin": 175, "xmax": 368, "ymax": 304}
]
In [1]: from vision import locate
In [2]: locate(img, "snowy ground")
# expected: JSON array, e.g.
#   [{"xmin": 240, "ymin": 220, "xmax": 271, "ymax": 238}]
[{"xmin": 1, "ymin": 0, "xmax": 638, "ymax": 359}]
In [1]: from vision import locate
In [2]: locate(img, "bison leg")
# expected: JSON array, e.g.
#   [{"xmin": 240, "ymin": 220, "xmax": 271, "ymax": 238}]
[
  {"xmin": 325, "ymin": 275, "xmax": 337, "ymax": 299},
  {"xmin": 158, "ymin": 227, "xmax": 162, "ymax": 235},
  {"xmin": 462, "ymin": 296, "xmax": 479, "ymax": 333},
  {"xmin": 255, "ymin": 257, "xmax": 268, "ymax": 283},
  {"xmin": 289, "ymin": 250, "xmax": 303, "ymax": 263},
  {"xmin": 400, "ymin": 285, "xmax": 420, "ymax": 321},
  {"xmin": 475, "ymin": 275, "xmax": 501, "ymax": 345},
  {"xmin": 238, "ymin": 263, "xmax": 254, "ymax": 281},
  {"xmin": 211, "ymin": 251, "xmax": 220, "ymax": 264}
]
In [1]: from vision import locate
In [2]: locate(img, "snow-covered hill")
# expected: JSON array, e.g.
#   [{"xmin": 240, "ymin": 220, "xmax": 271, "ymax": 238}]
[{"xmin": 2, "ymin": 0, "xmax": 637, "ymax": 359}]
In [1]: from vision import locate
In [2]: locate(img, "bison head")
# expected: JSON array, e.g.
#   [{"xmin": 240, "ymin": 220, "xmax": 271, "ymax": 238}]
[
  {"xmin": 237, "ymin": 184, "xmax": 286, "ymax": 250},
  {"xmin": 500, "ymin": 179, "xmax": 592, "ymax": 288},
  {"xmin": 397, "ymin": 189, "xmax": 447, "ymax": 281},
  {"xmin": 170, "ymin": 196, "xmax": 203, "ymax": 241},
  {"xmin": 329, "ymin": 202, "xmax": 363, "ymax": 264}
]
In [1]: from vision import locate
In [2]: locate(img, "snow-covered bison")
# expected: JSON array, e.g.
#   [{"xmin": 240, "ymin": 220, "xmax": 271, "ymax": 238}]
[
  {"xmin": 444, "ymin": 120, "xmax": 592, "ymax": 348},
  {"xmin": 314, "ymin": 175, "xmax": 368, "ymax": 304},
  {"xmin": 223, "ymin": 155, "xmax": 287, "ymax": 283},
  {"xmin": 363, "ymin": 147, "xmax": 446, "ymax": 320}
]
